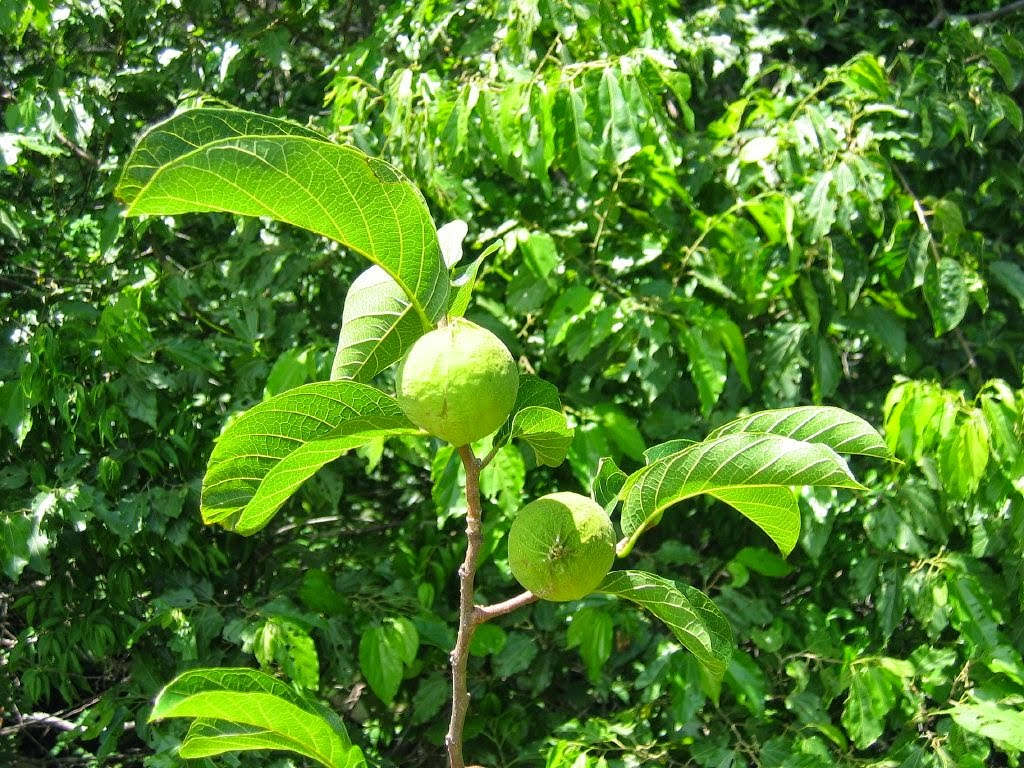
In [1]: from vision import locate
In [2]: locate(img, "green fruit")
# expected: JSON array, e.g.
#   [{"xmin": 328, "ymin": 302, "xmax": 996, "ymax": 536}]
[
  {"xmin": 508, "ymin": 492, "xmax": 616, "ymax": 602},
  {"xmin": 395, "ymin": 317, "xmax": 519, "ymax": 446}
]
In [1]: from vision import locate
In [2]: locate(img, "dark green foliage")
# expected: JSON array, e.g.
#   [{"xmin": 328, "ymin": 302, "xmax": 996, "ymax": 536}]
[{"xmin": 2, "ymin": 1, "xmax": 1022, "ymax": 767}]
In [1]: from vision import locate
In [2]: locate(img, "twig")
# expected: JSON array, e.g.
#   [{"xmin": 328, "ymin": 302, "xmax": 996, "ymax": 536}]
[
  {"xmin": 474, "ymin": 591, "xmax": 538, "ymax": 622},
  {"xmin": 478, "ymin": 443, "xmax": 501, "ymax": 471},
  {"xmin": 927, "ymin": 0, "xmax": 1024, "ymax": 28}
]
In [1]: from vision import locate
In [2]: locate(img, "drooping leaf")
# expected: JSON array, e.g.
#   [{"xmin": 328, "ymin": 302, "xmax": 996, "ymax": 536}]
[
  {"xmin": 201, "ymin": 381, "xmax": 418, "ymax": 534},
  {"xmin": 330, "ymin": 266, "xmax": 423, "ymax": 382},
  {"xmin": 599, "ymin": 570, "xmax": 733, "ymax": 697},
  {"xmin": 592, "ymin": 456, "xmax": 626, "ymax": 507},
  {"xmin": 708, "ymin": 406, "xmax": 889, "ymax": 458},
  {"xmin": 566, "ymin": 606, "xmax": 614, "ymax": 684},
  {"xmin": 150, "ymin": 668, "xmax": 361, "ymax": 768},
  {"xmin": 509, "ymin": 406, "xmax": 573, "ymax": 467},
  {"xmin": 841, "ymin": 664, "xmax": 900, "ymax": 749},
  {"xmin": 448, "ymin": 241, "xmax": 500, "ymax": 318},
  {"xmin": 117, "ymin": 107, "xmax": 449, "ymax": 326},
  {"xmin": 359, "ymin": 625, "xmax": 405, "ymax": 704},
  {"xmin": 618, "ymin": 434, "xmax": 864, "ymax": 556},
  {"xmin": 495, "ymin": 374, "xmax": 562, "ymax": 446},
  {"xmin": 923, "ymin": 257, "xmax": 968, "ymax": 336}
]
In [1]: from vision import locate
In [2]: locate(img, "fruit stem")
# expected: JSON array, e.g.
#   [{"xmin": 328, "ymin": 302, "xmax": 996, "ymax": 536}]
[{"xmin": 446, "ymin": 445, "xmax": 483, "ymax": 768}]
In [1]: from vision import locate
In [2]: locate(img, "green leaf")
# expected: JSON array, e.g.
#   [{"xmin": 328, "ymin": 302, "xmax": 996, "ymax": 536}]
[
  {"xmin": 924, "ymin": 257, "xmax": 968, "ymax": 336},
  {"xmin": 592, "ymin": 457, "xmax": 626, "ymax": 508},
  {"xmin": 739, "ymin": 136, "xmax": 778, "ymax": 164},
  {"xmin": 731, "ymin": 546, "xmax": 794, "ymax": 578},
  {"xmin": 950, "ymin": 701, "xmax": 1024, "ymax": 752},
  {"xmin": 593, "ymin": 403, "xmax": 646, "ymax": 461},
  {"xmin": 1, "ymin": 511, "xmax": 34, "ymax": 581},
  {"xmin": 448, "ymin": 241, "xmax": 500, "ymax": 318},
  {"xmin": 469, "ymin": 623, "xmax": 507, "ymax": 657},
  {"xmin": 331, "ymin": 266, "xmax": 423, "ymax": 382},
  {"xmin": 180, "ymin": 721, "xmax": 367, "ymax": 767},
  {"xmin": 494, "ymin": 374, "xmax": 562, "ymax": 446},
  {"xmin": 841, "ymin": 664, "xmax": 900, "ymax": 749},
  {"xmin": 599, "ymin": 570, "xmax": 733, "ymax": 697},
  {"xmin": 509, "ymin": 406, "xmax": 573, "ymax": 467},
  {"xmin": 150, "ymin": 668, "xmax": 360, "ymax": 768},
  {"xmin": 680, "ymin": 326, "xmax": 727, "ymax": 416},
  {"xmin": 643, "ymin": 439, "xmax": 697, "ymax": 464},
  {"xmin": 806, "ymin": 171, "xmax": 836, "ymax": 242},
  {"xmin": 990, "ymin": 260, "xmax": 1024, "ymax": 311},
  {"xmin": 255, "ymin": 617, "xmax": 320, "ymax": 690},
  {"xmin": 566, "ymin": 606, "xmax": 613, "ymax": 684},
  {"xmin": 117, "ymin": 107, "xmax": 448, "ymax": 326},
  {"xmin": 708, "ymin": 406, "xmax": 890, "ymax": 458},
  {"xmin": 618, "ymin": 434, "xmax": 864, "ymax": 556},
  {"xmin": 358, "ymin": 625, "xmax": 404, "ymax": 704},
  {"xmin": 725, "ymin": 651, "xmax": 767, "ymax": 717},
  {"xmin": 387, "ymin": 617, "xmax": 419, "ymax": 666},
  {"xmin": 201, "ymin": 381, "xmax": 418, "ymax": 534},
  {"xmin": 599, "ymin": 67, "xmax": 641, "ymax": 165}
]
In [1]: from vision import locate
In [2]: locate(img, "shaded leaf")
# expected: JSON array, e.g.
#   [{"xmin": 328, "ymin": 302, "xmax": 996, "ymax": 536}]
[{"xmin": 600, "ymin": 570, "xmax": 733, "ymax": 697}]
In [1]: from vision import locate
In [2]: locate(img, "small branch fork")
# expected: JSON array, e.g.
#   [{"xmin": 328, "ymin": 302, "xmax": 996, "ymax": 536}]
[{"xmin": 445, "ymin": 445, "xmax": 538, "ymax": 768}]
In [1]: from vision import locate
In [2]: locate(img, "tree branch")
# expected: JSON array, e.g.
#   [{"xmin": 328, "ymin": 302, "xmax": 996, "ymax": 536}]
[
  {"xmin": 474, "ymin": 591, "xmax": 538, "ymax": 622},
  {"xmin": 928, "ymin": 0, "xmax": 1024, "ymax": 28},
  {"xmin": 445, "ymin": 445, "xmax": 483, "ymax": 768}
]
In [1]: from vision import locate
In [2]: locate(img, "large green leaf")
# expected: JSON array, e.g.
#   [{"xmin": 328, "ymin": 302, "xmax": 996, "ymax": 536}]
[
  {"xmin": 708, "ymin": 406, "xmax": 889, "ymax": 458},
  {"xmin": 116, "ymin": 107, "xmax": 448, "ymax": 326},
  {"xmin": 330, "ymin": 266, "xmax": 422, "ymax": 382},
  {"xmin": 599, "ymin": 570, "xmax": 733, "ymax": 697},
  {"xmin": 150, "ymin": 668, "xmax": 363, "ymax": 768},
  {"xmin": 201, "ymin": 381, "xmax": 418, "ymax": 534},
  {"xmin": 618, "ymin": 434, "xmax": 864, "ymax": 556}
]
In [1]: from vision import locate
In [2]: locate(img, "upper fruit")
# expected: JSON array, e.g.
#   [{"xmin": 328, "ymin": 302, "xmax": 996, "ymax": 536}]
[
  {"xmin": 508, "ymin": 491, "xmax": 616, "ymax": 602},
  {"xmin": 395, "ymin": 317, "xmax": 519, "ymax": 446}
]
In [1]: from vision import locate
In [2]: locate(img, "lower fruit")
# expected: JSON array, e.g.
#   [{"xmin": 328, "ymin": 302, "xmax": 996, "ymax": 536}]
[{"xmin": 508, "ymin": 492, "xmax": 616, "ymax": 602}]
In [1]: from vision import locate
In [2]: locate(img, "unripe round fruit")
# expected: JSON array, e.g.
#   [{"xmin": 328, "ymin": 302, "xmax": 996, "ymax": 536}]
[
  {"xmin": 508, "ymin": 492, "xmax": 616, "ymax": 602},
  {"xmin": 395, "ymin": 317, "xmax": 519, "ymax": 447}
]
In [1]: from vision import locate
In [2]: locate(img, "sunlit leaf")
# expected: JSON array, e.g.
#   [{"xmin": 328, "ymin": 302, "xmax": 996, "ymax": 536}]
[
  {"xmin": 151, "ymin": 668, "xmax": 362, "ymax": 768},
  {"xmin": 201, "ymin": 381, "xmax": 418, "ymax": 534},
  {"xmin": 618, "ymin": 433, "xmax": 864, "ymax": 555},
  {"xmin": 708, "ymin": 406, "xmax": 889, "ymax": 458},
  {"xmin": 117, "ymin": 107, "xmax": 449, "ymax": 326}
]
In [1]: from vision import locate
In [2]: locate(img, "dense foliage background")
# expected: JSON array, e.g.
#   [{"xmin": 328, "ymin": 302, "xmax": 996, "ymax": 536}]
[{"xmin": 2, "ymin": 1, "xmax": 1023, "ymax": 766}]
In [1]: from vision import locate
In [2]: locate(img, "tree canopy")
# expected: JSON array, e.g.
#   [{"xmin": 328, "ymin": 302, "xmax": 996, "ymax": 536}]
[{"xmin": 2, "ymin": 1, "xmax": 1023, "ymax": 766}]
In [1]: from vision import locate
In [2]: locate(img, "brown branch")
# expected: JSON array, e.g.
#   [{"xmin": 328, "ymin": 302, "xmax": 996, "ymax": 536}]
[
  {"xmin": 474, "ymin": 591, "xmax": 538, "ymax": 622},
  {"xmin": 445, "ymin": 445, "xmax": 483, "ymax": 768},
  {"xmin": 928, "ymin": 0, "xmax": 1024, "ymax": 28},
  {"xmin": 0, "ymin": 712, "xmax": 83, "ymax": 736}
]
